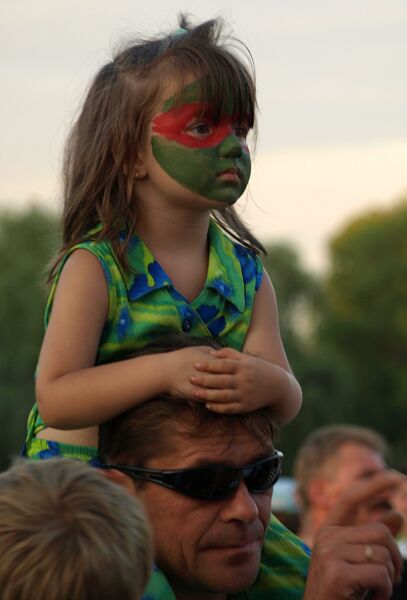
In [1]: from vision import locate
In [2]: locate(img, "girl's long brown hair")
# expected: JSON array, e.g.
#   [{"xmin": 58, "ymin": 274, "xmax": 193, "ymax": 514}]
[{"xmin": 50, "ymin": 14, "xmax": 265, "ymax": 280}]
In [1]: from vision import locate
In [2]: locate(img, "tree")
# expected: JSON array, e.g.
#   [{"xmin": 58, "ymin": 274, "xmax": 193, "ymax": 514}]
[
  {"xmin": 262, "ymin": 242, "xmax": 356, "ymax": 471},
  {"xmin": 0, "ymin": 207, "xmax": 59, "ymax": 467},
  {"xmin": 318, "ymin": 199, "xmax": 407, "ymax": 463},
  {"xmin": 262, "ymin": 242, "xmax": 320, "ymax": 362}
]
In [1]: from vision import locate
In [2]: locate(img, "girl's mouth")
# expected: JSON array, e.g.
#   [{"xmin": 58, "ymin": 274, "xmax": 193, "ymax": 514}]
[{"xmin": 217, "ymin": 168, "xmax": 241, "ymax": 183}]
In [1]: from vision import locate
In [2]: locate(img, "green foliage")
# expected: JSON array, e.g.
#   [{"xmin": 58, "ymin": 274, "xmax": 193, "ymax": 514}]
[
  {"xmin": 262, "ymin": 242, "xmax": 320, "ymax": 364},
  {"xmin": 0, "ymin": 207, "xmax": 59, "ymax": 468},
  {"xmin": 0, "ymin": 201, "xmax": 405, "ymax": 471},
  {"xmin": 263, "ymin": 242, "xmax": 356, "ymax": 471},
  {"xmin": 318, "ymin": 199, "xmax": 407, "ymax": 464}
]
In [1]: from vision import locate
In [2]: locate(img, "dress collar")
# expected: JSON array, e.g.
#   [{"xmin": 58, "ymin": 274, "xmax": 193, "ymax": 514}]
[{"xmin": 120, "ymin": 220, "xmax": 246, "ymax": 313}]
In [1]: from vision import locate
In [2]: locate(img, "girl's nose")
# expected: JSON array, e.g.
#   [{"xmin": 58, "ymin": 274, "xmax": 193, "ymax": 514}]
[{"xmin": 218, "ymin": 134, "xmax": 243, "ymax": 158}]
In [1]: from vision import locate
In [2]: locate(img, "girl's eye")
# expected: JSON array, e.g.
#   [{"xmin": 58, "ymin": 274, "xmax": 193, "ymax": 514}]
[
  {"xmin": 187, "ymin": 122, "xmax": 212, "ymax": 137},
  {"xmin": 234, "ymin": 124, "xmax": 249, "ymax": 139}
]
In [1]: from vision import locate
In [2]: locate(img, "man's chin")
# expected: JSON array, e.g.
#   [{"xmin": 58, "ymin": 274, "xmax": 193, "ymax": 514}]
[{"xmin": 199, "ymin": 543, "xmax": 261, "ymax": 593}]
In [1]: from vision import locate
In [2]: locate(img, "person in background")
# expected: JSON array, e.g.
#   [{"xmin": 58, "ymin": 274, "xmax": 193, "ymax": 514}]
[
  {"xmin": 294, "ymin": 424, "xmax": 397, "ymax": 548},
  {"xmin": 0, "ymin": 458, "xmax": 153, "ymax": 600},
  {"xmin": 392, "ymin": 464, "xmax": 407, "ymax": 559}
]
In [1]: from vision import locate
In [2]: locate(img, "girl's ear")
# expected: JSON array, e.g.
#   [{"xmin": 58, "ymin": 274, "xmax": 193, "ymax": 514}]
[
  {"xmin": 103, "ymin": 468, "xmax": 136, "ymax": 495},
  {"xmin": 123, "ymin": 158, "xmax": 147, "ymax": 179}
]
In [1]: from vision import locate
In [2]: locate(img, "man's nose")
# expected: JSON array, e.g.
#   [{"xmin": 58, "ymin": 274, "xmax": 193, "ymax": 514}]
[
  {"xmin": 218, "ymin": 134, "xmax": 243, "ymax": 158},
  {"xmin": 220, "ymin": 481, "xmax": 260, "ymax": 524}
]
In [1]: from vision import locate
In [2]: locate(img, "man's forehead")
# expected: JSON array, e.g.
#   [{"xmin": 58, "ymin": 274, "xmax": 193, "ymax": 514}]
[
  {"xmin": 148, "ymin": 421, "xmax": 273, "ymax": 469},
  {"xmin": 321, "ymin": 442, "xmax": 385, "ymax": 479}
]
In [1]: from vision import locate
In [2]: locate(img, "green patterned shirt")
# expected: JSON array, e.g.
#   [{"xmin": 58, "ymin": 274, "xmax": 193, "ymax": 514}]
[{"xmin": 26, "ymin": 219, "xmax": 263, "ymax": 438}]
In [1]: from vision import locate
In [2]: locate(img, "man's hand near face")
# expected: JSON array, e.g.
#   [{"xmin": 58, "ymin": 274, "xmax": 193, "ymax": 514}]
[{"xmin": 303, "ymin": 471, "xmax": 405, "ymax": 600}]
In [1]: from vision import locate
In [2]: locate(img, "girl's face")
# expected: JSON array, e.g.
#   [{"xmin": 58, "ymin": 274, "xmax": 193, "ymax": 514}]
[{"xmin": 149, "ymin": 78, "xmax": 251, "ymax": 206}]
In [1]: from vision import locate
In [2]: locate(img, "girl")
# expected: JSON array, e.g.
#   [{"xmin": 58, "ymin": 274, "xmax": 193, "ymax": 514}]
[{"xmin": 25, "ymin": 16, "xmax": 302, "ymax": 461}]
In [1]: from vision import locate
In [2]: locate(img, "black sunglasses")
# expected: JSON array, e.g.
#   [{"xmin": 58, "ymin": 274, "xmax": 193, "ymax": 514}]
[{"xmin": 105, "ymin": 450, "xmax": 283, "ymax": 501}]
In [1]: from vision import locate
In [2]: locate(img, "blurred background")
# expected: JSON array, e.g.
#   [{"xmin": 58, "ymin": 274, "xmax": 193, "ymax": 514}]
[{"xmin": 0, "ymin": 0, "xmax": 406, "ymax": 470}]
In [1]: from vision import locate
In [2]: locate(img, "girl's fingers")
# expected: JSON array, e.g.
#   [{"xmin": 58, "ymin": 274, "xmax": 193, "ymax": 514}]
[
  {"xmin": 193, "ymin": 388, "xmax": 235, "ymax": 403},
  {"xmin": 209, "ymin": 347, "xmax": 241, "ymax": 359},
  {"xmin": 191, "ymin": 374, "xmax": 235, "ymax": 389},
  {"xmin": 205, "ymin": 402, "xmax": 243, "ymax": 414},
  {"xmin": 195, "ymin": 359, "xmax": 237, "ymax": 374}
]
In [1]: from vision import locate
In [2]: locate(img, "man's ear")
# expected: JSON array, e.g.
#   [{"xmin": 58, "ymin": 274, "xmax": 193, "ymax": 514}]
[{"xmin": 103, "ymin": 468, "xmax": 136, "ymax": 495}]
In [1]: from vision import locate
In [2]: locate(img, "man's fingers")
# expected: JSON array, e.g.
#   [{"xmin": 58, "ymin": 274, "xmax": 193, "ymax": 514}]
[
  {"xmin": 324, "ymin": 471, "xmax": 404, "ymax": 527},
  {"xmin": 381, "ymin": 511, "xmax": 403, "ymax": 538},
  {"xmin": 335, "ymin": 544, "xmax": 397, "ymax": 585},
  {"xmin": 347, "ymin": 564, "xmax": 393, "ymax": 600},
  {"xmin": 317, "ymin": 523, "xmax": 403, "ymax": 588}
]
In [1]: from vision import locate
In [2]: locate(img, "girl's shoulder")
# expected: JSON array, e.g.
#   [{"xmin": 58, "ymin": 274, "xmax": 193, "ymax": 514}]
[
  {"xmin": 45, "ymin": 233, "xmax": 122, "ymax": 327},
  {"xmin": 55, "ymin": 235, "xmax": 117, "ymax": 282}
]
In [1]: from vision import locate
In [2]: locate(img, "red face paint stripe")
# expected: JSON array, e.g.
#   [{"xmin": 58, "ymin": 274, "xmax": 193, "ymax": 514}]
[{"xmin": 152, "ymin": 102, "xmax": 241, "ymax": 149}]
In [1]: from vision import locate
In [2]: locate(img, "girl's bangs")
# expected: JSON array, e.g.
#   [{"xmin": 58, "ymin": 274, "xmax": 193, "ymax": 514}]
[
  {"xmin": 200, "ymin": 65, "xmax": 255, "ymax": 126},
  {"xmin": 167, "ymin": 53, "xmax": 255, "ymax": 126}
]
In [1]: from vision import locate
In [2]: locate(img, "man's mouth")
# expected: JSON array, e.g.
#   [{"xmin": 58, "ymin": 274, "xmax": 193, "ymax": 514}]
[{"xmin": 202, "ymin": 532, "xmax": 261, "ymax": 551}]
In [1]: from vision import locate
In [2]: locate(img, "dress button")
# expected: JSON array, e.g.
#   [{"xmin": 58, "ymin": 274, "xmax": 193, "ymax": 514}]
[{"xmin": 182, "ymin": 318, "xmax": 192, "ymax": 332}]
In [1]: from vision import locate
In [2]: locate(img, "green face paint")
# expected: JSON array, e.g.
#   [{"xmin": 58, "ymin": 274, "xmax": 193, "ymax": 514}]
[{"xmin": 151, "ymin": 80, "xmax": 251, "ymax": 204}]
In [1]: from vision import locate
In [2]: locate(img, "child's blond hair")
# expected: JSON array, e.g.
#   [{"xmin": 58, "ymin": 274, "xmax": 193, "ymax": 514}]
[{"xmin": 0, "ymin": 458, "xmax": 153, "ymax": 600}]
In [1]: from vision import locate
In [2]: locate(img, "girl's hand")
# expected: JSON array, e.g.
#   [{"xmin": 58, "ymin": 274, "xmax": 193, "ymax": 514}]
[
  {"xmin": 189, "ymin": 346, "xmax": 292, "ymax": 414},
  {"xmin": 163, "ymin": 346, "xmax": 218, "ymax": 400}
]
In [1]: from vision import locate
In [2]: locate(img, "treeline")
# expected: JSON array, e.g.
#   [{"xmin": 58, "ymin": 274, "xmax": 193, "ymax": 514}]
[{"xmin": 0, "ymin": 200, "xmax": 406, "ymax": 470}]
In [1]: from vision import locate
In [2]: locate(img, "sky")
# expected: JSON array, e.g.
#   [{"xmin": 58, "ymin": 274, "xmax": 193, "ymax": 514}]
[{"xmin": 1, "ymin": 0, "xmax": 406, "ymax": 270}]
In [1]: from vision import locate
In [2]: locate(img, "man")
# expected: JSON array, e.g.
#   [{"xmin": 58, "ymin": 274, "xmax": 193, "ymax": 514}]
[
  {"xmin": 294, "ymin": 424, "xmax": 397, "ymax": 548},
  {"xmin": 0, "ymin": 458, "xmax": 152, "ymax": 600},
  {"xmin": 392, "ymin": 464, "xmax": 407, "ymax": 559},
  {"xmin": 99, "ymin": 344, "xmax": 402, "ymax": 600}
]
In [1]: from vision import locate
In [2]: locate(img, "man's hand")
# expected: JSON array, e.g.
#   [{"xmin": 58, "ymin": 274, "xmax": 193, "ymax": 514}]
[
  {"xmin": 322, "ymin": 470, "xmax": 405, "ymax": 529},
  {"xmin": 303, "ymin": 471, "xmax": 405, "ymax": 600}
]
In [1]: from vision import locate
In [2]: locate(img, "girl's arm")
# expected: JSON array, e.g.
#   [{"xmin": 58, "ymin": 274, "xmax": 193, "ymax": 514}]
[
  {"xmin": 36, "ymin": 250, "xmax": 214, "ymax": 429},
  {"xmin": 190, "ymin": 272, "xmax": 302, "ymax": 424}
]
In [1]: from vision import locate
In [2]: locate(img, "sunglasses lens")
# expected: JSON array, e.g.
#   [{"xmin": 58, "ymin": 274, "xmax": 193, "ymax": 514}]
[
  {"xmin": 171, "ymin": 455, "xmax": 282, "ymax": 500},
  {"xmin": 246, "ymin": 456, "xmax": 282, "ymax": 492},
  {"xmin": 172, "ymin": 468, "xmax": 239, "ymax": 500}
]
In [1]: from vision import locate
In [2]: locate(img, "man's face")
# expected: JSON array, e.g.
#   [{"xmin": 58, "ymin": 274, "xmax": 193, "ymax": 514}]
[
  {"xmin": 133, "ymin": 424, "xmax": 273, "ymax": 599},
  {"xmin": 322, "ymin": 442, "xmax": 388, "ymax": 522},
  {"xmin": 392, "ymin": 478, "xmax": 407, "ymax": 518}
]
